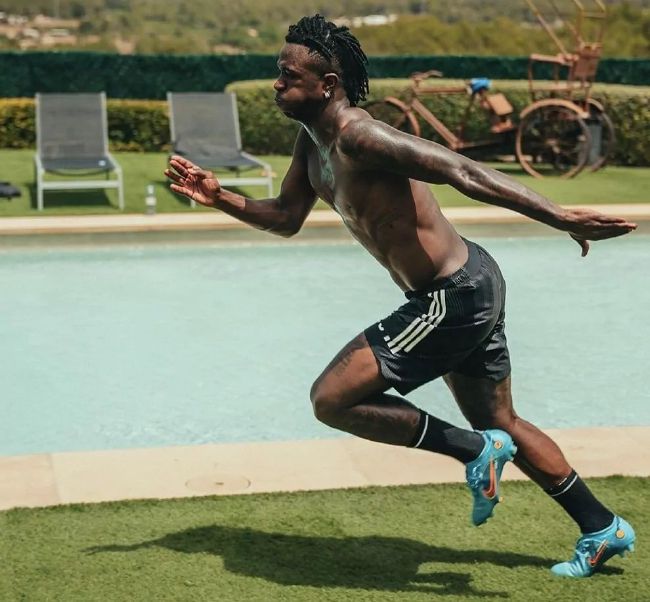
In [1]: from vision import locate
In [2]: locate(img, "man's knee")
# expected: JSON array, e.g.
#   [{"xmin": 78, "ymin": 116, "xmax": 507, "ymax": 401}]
[{"xmin": 309, "ymin": 381, "xmax": 341, "ymax": 426}]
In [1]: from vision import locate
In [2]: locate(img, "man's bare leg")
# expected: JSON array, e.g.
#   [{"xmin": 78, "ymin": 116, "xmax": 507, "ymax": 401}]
[
  {"xmin": 441, "ymin": 371, "xmax": 636, "ymax": 576},
  {"xmin": 309, "ymin": 333, "xmax": 484, "ymax": 460},
  {"xmin": 442, "ymin": 372, "xmax": 571, "ymax": 487},
  {"xmin": 442, "ymin": 371, "xmax": 616, "ymax": 531},
  {"xmin": 310, "ymin": 333, "xmax": 517, "ymax": 527},
  {"xmin": 309, "ymin": 334, "xmax": 419, "ymax": 444}
]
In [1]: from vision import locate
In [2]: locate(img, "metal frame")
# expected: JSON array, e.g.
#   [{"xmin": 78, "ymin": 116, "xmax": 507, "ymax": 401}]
[
  {"xmin": 168, "ymin": 92, "xmax": 274, "ymax": 208},
  {"xmin": 366, "ymin": 73, "xmax": 515, "ymax": 153},
  {"xmin": 34, "ymin": 92, "xmax": 124, "ymax": 211},
  {"xmin": 524, "ymin": 0, "xmax": 607, "ymax": 54},
  {"xmin": 524, "ymin": 0, "xmax": 607, "ymax": 103},
  {"xmin": 517, "ymin": 0, "xmax": 614, "ymax": 176}
]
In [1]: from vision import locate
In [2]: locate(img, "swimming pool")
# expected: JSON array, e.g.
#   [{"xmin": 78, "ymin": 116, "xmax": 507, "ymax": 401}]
[{"xmin": 1, "ymin": 230, "xmax": 648, "ymax": 456}]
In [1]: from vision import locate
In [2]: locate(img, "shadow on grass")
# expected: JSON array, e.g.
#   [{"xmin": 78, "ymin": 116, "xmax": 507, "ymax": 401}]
[
  {"xmin": 27, "ymin": 183, "xmax": 118, "ymax": 210},
  {"xmin": 86, "ymin": 525, "xmax": 569, "ymax": 597}
]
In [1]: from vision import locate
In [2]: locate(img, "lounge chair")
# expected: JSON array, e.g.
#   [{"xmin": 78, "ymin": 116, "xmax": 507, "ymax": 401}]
[
  {"xmin": 167, "ymin": 92, "xmax": 273, "ymax": 207},
  {"xmin": 34, "ymin": 92, "xmax": 124, "ymax": 211}
]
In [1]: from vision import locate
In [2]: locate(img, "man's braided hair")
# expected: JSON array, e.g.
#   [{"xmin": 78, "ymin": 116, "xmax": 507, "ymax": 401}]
[{"xmin": 285, "ymin": 14, "xmax": 369, "ymax": 106}]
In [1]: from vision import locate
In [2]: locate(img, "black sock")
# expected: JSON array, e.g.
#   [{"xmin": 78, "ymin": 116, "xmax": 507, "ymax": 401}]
[
  {"xmin": 545, "ymin": 469, "xmax": 615, "ymax": 533},
  {"xmin": 409, "ymin": 410, "xmax": 484, "ymax": 463}
]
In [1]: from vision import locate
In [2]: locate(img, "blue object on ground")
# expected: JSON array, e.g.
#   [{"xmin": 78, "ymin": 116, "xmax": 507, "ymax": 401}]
[{"xmin": 470, "ymin": 78, "xmax": 491, "ymax": 93}]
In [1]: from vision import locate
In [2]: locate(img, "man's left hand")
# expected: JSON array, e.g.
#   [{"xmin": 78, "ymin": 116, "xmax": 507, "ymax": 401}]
[{"xmin": 561, "ymin": 208, "xmax": 637, "ymax": 257}]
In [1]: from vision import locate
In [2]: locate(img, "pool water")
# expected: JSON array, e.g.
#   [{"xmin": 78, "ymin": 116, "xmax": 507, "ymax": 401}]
[{"xmin": 1, "ymin": 233, "xmax": 648, "ymax": 455}]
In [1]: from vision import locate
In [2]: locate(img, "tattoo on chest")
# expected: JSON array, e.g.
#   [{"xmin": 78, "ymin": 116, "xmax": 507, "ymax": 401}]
[{"xmin": 317, "ymin": 146, "xmax": 335, "ymax": 189}]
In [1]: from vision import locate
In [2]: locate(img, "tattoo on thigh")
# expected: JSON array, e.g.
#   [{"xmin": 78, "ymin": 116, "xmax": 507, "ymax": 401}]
[
  {"xmin": 333, "ymin": 334, "xmax": 367, "ymax": 375},
  {"xmin": 332, "ymin": 334, "xmax": 367, "ymax": 374},
  {"xmin": 312, "ymin": 334, "xmax": 371, "ymax": 393}
]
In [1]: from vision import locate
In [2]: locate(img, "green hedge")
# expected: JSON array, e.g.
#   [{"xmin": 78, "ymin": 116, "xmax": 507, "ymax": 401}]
[
  {"xmin": 105, "ymin": 100, "xmax": 169, "ymax": 152},
  {"xmin": 0, "ymin": 52, "xmax": 649, "ymax": 99},
  {"xmin": 0, "ymin": 52, "xmax": 278, "ymax": 99},
  {"xmin": 0, "ymin": 98, "xmax": 169, "ymax": 152},
  {"xmin": 1, "ymin": 80, "xmax": 648, "ymax": 165}
]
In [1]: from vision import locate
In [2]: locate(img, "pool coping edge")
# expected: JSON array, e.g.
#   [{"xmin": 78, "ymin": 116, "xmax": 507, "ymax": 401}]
[
  {"xmin": 1, "ymin": 425, "xmax": 648, "ymax": 511},
  {"xmin": 0, "ymin": 203, "xmax": 649, "ymax": 235}
]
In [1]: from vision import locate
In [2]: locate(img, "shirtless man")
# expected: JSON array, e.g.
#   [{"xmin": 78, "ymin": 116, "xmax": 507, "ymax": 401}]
[{"xmin": 165, "ymin": 14, "xmax": 637, "ymax": 578}]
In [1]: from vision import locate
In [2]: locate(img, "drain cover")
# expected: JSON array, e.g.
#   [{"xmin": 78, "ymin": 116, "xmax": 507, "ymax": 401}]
[{"xmin": 185, "ymin": 474, "xmax": 251, "ymax": 494}]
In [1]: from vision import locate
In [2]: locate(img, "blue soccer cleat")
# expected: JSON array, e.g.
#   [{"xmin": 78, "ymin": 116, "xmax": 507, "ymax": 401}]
[
  {"xmin": 551, "ymin": 515, "xmax": 636, "ymax": 578},
  {"xmin": 465, "ymin": 429, "xmax": 517, "ymax": 526}
]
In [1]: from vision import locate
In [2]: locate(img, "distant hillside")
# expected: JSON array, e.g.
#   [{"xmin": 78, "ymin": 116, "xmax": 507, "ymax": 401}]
[
  {"xmin": 2, "ymin": 0, "xmax": 649, "ymax": 22},
  {"xmin": 0, "ymin": 0, "xmax": 648, "ymax": 55}
]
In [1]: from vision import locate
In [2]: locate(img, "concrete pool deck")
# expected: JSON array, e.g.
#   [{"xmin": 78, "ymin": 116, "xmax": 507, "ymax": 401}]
[
  {"xmin": 1, "ymin": 205, "xmax": 648, "ymax": 511},
  {"xmin": 1, "ymin": 426, "xmax": 649, "ymax": 511},
  {"xmin": 0, "ymin": 202, "xmax": 649, "ymax": 235}
]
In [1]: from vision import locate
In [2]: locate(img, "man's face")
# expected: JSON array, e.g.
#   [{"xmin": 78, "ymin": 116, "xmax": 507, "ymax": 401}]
[{"xmin": 274, "ymin": 43, "xmax": 328, "ymax": 120}]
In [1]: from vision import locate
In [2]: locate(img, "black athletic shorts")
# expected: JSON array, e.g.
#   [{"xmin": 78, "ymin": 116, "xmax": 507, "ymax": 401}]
[{"xmin": 364, "ymin": 239, "xmax": 511, "ymax": 395}]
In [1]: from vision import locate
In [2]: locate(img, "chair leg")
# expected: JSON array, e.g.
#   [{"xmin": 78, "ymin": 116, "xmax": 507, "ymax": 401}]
[
  {"xmin": 117, "ymin": 173, "xmax": 125, "ymax": 210},
  {"xmin": 37, "ymin": 177, "xmax": 44, "ymax": 211},
  {"xmin": 34, "ymin": 159, "xmax": 44, "ymax": 211}
]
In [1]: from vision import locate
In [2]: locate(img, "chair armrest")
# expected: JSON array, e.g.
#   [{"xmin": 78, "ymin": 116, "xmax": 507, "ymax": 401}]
[
  {"xmin": 411, "ymin": 69, "xmax": 443, "ymax": 83},
  {"xmin": 105, "ymin": 153, "xmax": 122, "ymax": 173}
]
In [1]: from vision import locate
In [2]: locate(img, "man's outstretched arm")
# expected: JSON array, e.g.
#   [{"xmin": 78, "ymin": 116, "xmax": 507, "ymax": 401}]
[
  {"xmin": 340, "ymin": 119, "xmax": 637, "ymax": 254},
  {"xmin": 165, "ymin": 130, "xmax": 317, "ymax": 237}
]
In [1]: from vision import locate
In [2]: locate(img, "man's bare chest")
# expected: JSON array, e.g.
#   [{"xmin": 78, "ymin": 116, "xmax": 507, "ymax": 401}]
[{"xmin": 306, "ymin": 147, "xmax": 368, "ymax": 217}]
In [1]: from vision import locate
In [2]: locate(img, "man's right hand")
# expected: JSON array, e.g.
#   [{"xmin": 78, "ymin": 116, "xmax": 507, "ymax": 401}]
[{"xmin": 164, "ymin": 155, "xmax": 221, "ymax": 207}]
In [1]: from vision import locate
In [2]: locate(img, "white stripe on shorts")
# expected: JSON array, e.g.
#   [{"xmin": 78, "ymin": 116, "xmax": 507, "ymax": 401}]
[
  {"xmin": 387, "ymin": 290, "xmax": 447, "ymax": 354},
  {"xmin": 403, "ymin": 290, "xmax": 447, "ymax": 352}
]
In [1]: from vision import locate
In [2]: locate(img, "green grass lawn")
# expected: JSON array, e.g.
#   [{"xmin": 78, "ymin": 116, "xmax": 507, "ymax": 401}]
[
  {"xmin": 0, "ymin": 149, "xmax": 648, "ymax": 217},
  {"xmin": 1, "ymin": 477, "xmax": 648, "ymax": 601}
]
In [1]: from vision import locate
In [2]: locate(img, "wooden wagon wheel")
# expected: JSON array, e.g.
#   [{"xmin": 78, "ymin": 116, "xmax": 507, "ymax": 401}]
[
  {"xmin": 363, "ymin": 97, "xmax": 421, "ymax": 137},
  {"xmin": 516, "ymin": 99, "xmax": 591, "ymax": 179}
]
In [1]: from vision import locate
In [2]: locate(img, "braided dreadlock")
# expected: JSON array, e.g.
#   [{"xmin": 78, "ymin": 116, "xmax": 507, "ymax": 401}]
[{"xmin": 285, "ymin": 14, "xmax": 369, "ymax": 106}]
